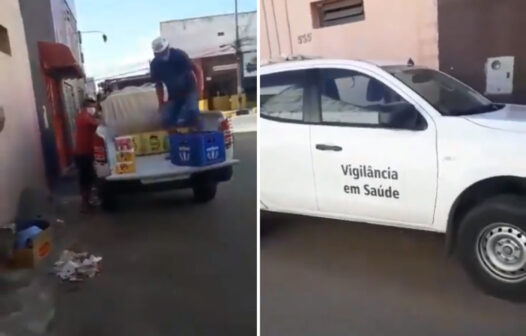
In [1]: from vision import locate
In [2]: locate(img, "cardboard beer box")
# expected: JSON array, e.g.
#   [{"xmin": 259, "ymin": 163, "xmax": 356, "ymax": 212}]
[
  {"xmin": 162, "ymin": 132, "xmax": 170, "ymax": 152},
  {"xmin": 116, "ymin": 151, "xmax": 135, "ymax": 163},
  {"xmin": 142, "ymin": 131, "xmax": 169, "ymax": 154},
  {"xmin": 131, "ymin": 134, "xmax": 147, "ymax": 156},
  {"xmin": 115, "ymin": 136, "xmax": 134, "ymax": 152},
  {"xmin": 115, "ymin": 161, "xmax": 136, "ymax": 175}
]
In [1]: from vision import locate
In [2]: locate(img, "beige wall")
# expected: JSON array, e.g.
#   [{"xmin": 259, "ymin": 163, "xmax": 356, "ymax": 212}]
[
  {"xmin": 0, "ymin": 0, "xmax": 46, "ymax": 224},
  {"xmin": 261, "ymin": 0, "xmax": 439, "ymax": 68}
]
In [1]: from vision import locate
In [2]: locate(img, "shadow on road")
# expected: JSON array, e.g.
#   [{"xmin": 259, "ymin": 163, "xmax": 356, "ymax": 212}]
[{"xmin": 261, "ymin": 212, "xmax": 526, "ymax": 336}]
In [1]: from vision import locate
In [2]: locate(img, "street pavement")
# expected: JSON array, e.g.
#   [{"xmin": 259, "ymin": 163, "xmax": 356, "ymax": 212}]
[
  {"xmin": 231, "ymin": 114, "xmax": 257, "ymax": 133},
  {"xmin": 1, "ymin": 132, "xmax": 256, "ymax": 336},
  {"xmin": 261, "ymin": 212, "xmax": 526, "ymax": 336}
]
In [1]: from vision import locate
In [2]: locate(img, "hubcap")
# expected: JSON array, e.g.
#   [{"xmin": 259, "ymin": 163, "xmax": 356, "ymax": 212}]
[{"xmin": 477, "ymin": 223, "xmax": 526, "ymax": 282}]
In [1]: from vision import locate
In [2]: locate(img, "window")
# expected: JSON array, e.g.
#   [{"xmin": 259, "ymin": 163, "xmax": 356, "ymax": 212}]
[
  {"xmin": 0, "ymin": 25, "xmax": 12, "ymax": 56},
  {"xmin": 319, "ymin": 68, "xmax": 413, "ymax": 126},
  {"xmin": 312, "ymin": 0, "xmax": 365, "ymax": 28},
  {"xmin": 260, "ymin": 71, "xmax": 306, "ymax": 122},
  {"xmin": 384, "ymin": 67, "xmax": 499, "ymax": 116}
]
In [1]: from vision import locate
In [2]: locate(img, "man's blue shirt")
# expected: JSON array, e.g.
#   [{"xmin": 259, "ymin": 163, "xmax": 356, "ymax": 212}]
[{"xmin": 150, "ymin": 48, "xmax": 196, "ymax": 101}]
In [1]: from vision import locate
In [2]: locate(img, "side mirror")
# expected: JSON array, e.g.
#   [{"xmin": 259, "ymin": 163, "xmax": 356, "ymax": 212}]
[{"xmin": 379, "ymin": 103, "xmax": 424, "ymax": 130}]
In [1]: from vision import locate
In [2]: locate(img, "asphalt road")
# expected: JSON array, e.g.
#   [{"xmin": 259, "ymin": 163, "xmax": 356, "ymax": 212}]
[
  {"xmin": 50, "ymin": 133, "xmax": 257, "ymax": 335},
  {"xmin": 261, "ymin": 212, "xmax": 526, "ymax": 336}
]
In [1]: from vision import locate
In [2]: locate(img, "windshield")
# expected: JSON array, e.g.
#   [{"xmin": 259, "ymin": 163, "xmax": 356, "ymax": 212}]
[{"xmin": 384, "ymin": 67, "xmax": 503, "ymax": 116}]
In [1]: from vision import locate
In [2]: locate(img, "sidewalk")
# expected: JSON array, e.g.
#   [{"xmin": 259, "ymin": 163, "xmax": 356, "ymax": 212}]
[{"xmin": 0, "ymin": 174, "xmax": 84, "ymax": 336}]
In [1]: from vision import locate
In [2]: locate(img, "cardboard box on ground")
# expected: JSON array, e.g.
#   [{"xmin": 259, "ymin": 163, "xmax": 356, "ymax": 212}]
[
  {"xmin": 10, "ymin": 221, "xmax": 52, "ymax": 268},
  {"xmin": 1, "ymin": 189, "xmax": 55, "ymax": 269},
  {"xmin": 0, "ymin": 220, "xmax": 53, "ymax": 269}
]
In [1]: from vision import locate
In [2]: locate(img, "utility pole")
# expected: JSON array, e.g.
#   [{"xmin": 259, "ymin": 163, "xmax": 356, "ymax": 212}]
[{"xmin": 235, "ymin": 0, "xmax": 243, "ymax": 108}]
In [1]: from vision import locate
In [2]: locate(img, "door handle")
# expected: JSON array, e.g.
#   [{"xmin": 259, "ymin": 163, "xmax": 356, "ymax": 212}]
[{"xmin": 315, "ymin": 144, "xmax": 342, "ymax": 151}]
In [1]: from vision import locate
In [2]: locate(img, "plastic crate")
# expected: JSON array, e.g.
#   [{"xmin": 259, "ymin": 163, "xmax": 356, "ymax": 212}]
[{"xmin": 169, "ymin": 131, "xmax": 226, "ymax": 167}]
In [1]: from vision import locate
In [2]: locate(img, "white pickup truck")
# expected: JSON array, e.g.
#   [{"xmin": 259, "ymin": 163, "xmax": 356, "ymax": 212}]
[
  {"xmin": 260, "ymin": 58, "xmax": 526, "ymax": 300},
  {"xmin": 93, "ymin": 86, "xmax": 237, "ymax": 210}
]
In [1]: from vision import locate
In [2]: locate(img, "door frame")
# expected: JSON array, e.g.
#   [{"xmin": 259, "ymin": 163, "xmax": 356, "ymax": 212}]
[{"xmin": 44, "ymin": 75, "xmax": 72, "ymax": 174}]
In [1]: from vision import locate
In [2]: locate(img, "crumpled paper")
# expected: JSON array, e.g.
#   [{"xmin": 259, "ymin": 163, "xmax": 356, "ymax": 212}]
[{"xmin": 54, "ymin": 250, "xmax": 102, "ymax": 282}]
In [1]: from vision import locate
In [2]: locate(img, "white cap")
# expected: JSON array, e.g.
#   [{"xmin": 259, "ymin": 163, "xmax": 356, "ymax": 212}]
[{"xmin": 152, "ymin": 37, "xmax": 169, "ymax": 53}]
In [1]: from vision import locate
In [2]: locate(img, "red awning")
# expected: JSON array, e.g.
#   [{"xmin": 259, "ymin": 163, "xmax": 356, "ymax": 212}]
[{"xmin": 38, "ymin": 41, "xmax": 84, "ymax": 79}]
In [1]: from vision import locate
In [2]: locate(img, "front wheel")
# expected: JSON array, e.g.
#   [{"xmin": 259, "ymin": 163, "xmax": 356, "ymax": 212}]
[
  {"xmin": 458, "ymin": 195, "xmax": 526, "ymax": 301},
  {"xmin": 192, "ymin": 182, "xmax": 217, "ymax": 203}
]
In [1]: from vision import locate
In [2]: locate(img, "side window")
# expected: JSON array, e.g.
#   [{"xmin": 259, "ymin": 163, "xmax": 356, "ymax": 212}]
[
  {"xmin": 260, "ymin": 70, "xmax": 306, "ymax": 122},
  {"xmin": 319, "ymin": 69, "xmax": 408, "ymax": 126}
]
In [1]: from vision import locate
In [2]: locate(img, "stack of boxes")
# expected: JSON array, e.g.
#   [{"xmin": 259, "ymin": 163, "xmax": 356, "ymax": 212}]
[
  {"xmin": 114, "ymin": 131, "xmax": 171, "ymax": 175},
  {"xmin": 114, "ymin": 136, "xmax": 136, "ymax": 174},
  {"xmin": 114, "ymin": 127, "xmax": 226, "ymax": 174}
]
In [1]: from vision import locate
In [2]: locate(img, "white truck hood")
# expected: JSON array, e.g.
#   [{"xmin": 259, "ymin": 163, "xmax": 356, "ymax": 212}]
[{"xmin": 464, "ymin": 104, "xmax": 526, "ymax": 133}]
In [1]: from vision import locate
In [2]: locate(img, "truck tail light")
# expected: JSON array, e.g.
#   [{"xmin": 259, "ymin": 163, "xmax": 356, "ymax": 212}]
[
  {"xmin": 220, "ymin": 118, "xmax": 233, "ymax": 149},
  {"xmin": 93, "ymin": 133, "xmax": 108, "ymax": 163}
]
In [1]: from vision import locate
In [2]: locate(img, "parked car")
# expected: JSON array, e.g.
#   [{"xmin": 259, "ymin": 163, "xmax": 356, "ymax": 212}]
[{"xmin": 260, "ymin": 58, "xmax": 526, "ymax": 300}]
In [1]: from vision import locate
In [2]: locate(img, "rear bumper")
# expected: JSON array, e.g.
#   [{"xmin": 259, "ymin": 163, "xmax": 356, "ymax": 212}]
[{"xmin": 100, "ymin": 166, "xmax": 233, "ymax": 194}]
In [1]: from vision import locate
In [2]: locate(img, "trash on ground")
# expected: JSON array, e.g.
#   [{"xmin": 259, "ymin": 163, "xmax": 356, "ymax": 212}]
[{"xmin": 54, "ymin": 250, "xmax": 102, "ymax": 282}]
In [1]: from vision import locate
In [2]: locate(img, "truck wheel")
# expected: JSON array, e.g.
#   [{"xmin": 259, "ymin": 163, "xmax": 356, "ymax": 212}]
[
  {"xmin": 98, "ymin": 182, "xmax": 118, "ymax": 212},
  {"xmin": 458, "ymin": 195, "xmax": 526, "ymax": 301},
  {"xmin": 193, "ymin": 182, "xmax": 217, "ymax": 203}
]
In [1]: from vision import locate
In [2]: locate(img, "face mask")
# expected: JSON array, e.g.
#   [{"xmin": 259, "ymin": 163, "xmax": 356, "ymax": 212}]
[{"xmin": 87, "ymin": 107, "xmax": 96, "ymax": 116}]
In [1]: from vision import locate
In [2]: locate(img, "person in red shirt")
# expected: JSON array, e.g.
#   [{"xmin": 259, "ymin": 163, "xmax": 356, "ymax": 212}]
[{"xmin": 74, "ymin": 96, "xmax": 100, "ymax": 212}]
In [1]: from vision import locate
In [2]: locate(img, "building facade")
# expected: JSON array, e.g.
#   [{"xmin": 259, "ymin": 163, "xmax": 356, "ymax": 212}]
[
  {"xmin": 19, "ymin": 0, "xmax": 85, "ymax": 185},
  {"xmin": 437, "ymin": 0, "xmax": 526, "ymax": 103},
  {"xmin": 0, "ymin": 0, "xmax": 47, "ymax": 225},
  {"xmin": 161, "ymin": 11, "xmax": 257, "ymax": 103},
  {"xmin": 262, "ymin": 0, "xmax": 526, "ymax": 103},
  {"xmin": 261, "ymin": 0, "xmax": 438, "ymax": 67}
]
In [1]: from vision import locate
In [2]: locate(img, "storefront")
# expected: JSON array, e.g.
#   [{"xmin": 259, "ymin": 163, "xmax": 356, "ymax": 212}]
[{"xmin": 38, "ymin": 41, "xmax": 84, "ymax": 174}]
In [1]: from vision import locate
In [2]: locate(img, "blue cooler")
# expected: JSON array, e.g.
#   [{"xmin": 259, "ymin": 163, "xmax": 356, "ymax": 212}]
[{"xmin": 169, "ymin": 131, "xmax": 226, "ymax": 167}]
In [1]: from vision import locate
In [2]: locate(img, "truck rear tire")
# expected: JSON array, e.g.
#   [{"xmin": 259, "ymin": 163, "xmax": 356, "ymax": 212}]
[
  {"xmin": 458, "ymin": 195, "xmax": 526, "ymax": 301},
  {"xmin": 193, "ymin": 182, "xmax": 217, "ymax": 203}
]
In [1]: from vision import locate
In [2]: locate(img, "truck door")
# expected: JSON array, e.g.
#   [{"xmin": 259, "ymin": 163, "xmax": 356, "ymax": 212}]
[
  {"xmin": 309, "ymin": 67, "xmax": 438, "ymax": 227},
  {"xmin": 260, "ymin": 69, "xmax": 318, "ymax": 213}
]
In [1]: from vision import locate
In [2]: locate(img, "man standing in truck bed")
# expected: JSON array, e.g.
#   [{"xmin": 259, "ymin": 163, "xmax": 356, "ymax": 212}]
[{"xmin": 150, "ymin": 37, "xmax": 204, "ymax": 131}]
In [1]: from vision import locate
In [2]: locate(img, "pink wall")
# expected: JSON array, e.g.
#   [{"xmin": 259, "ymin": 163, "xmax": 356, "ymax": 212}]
[
  {"xmin": 261, "ymin": 0, "xmax": 439, "ymax": 68},
  {"xmin": 0, "ymin": 0, "xmax": 46, "ymax": 224}
]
